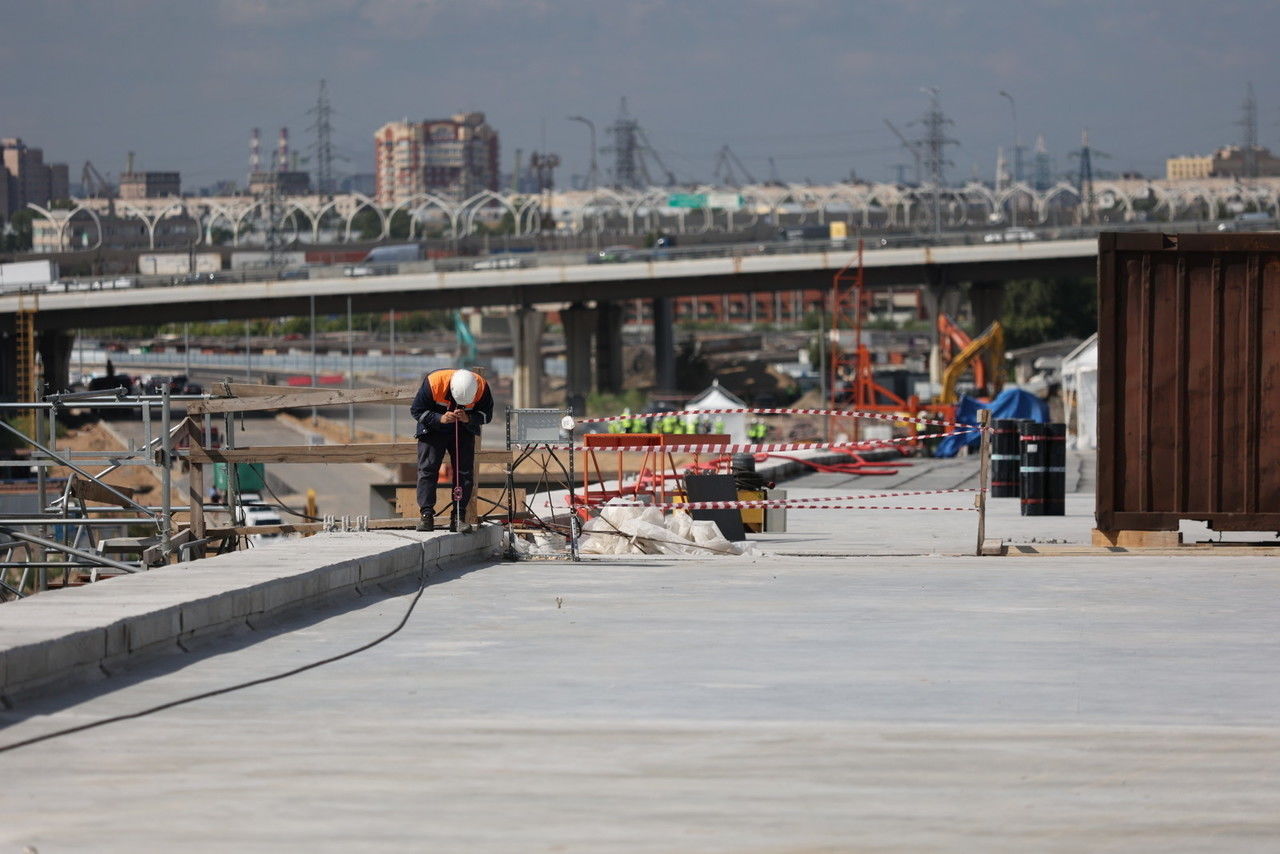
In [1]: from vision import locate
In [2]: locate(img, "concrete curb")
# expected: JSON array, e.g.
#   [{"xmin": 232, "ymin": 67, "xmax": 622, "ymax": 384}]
[{"xmin": 0, "ymin": 526, "xmax": 501, "ymax": 704}]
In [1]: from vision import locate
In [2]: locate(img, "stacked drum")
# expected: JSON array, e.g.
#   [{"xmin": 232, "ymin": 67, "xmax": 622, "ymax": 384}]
[
  {"xmin": 1012, "ymin": 420, "xmax": 1066, "ymax": 517},
  {"xmin": 990, "ymin": 419, "xmax": 1021, "ymax": 498}
]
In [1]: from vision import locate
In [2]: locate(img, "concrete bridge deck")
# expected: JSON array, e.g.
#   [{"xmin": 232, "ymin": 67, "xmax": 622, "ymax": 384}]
[{"xmin": 2, "ymin": 462, "xmax": 1279, "ymax": 852}]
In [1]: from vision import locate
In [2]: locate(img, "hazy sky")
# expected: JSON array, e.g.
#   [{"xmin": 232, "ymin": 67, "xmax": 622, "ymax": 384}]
[{"xmin": 2, "ymin": 0, "xmax": 1276, "ymax": 190}]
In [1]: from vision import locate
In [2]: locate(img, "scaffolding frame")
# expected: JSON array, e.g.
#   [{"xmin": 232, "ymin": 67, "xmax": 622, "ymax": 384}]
[{"xmin": 504, "ymin": 407, "xmax": 578, "ymax": 561}]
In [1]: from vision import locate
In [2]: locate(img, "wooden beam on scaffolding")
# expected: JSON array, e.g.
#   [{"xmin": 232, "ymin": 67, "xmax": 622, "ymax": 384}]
[{"xmin": 188, "ymin": 383, "xmax": 419, "ymax": 415}]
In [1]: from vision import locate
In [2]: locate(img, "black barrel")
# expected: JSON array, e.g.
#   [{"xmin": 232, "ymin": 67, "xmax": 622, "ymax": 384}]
[
  {"xmin": 1044, "ymin": 422, "xmax": 1067, "ymax": 516},
  {"xmin": 1019, "ymin": 419, "xmax": 1048, "ymax": 517},
  {"xmin": 990, "ymin": 419, "xmax": 1021, "ymax": 498}
]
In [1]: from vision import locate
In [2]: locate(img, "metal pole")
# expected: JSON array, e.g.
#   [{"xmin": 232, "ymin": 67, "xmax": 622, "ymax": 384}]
[
  {"xmin": 347, "ymin": 295, "xmax": 355, "ymax": 441},
  {"xmin": 36, "ymin": 403, "xmax": 48, "ymax": 590},
  {"xmin": 184, "ymin": 322, "xmax": 191, "ymax": 378},
  {"xmin": 389, "ymin": 308, "xmax": 397, "ymax": 440},
  {"xmin": 244, "ymin": 319, "xmax": 251, "ymax": 382},
  {"xmin": 976, "ymin": 407, "xmax": 991, "ymax": 556},
  {"xmin": 160, "ymin": 383, "xmax": 172, "ymax": 561},
  {"xmin": 310, "ymin": 293, "xmax": 318, "ymax": 424}
]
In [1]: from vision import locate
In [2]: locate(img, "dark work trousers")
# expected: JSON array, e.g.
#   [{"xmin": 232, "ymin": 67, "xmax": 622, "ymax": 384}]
[{"xmin": 416, "ymin": 426, "xmax": 475, "ymax": 521}]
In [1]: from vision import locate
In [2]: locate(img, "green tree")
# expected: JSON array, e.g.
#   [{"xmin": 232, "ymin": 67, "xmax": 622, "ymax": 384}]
[{"xmin": 1000, "ymin": 277, "xmax": 1097, "ymax": 350}]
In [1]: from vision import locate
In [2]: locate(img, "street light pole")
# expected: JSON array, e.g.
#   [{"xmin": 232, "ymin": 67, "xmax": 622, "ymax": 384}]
[
  {"xmin": 999, "ymin": 90, "xmax": 1021, "ymax": 186},
  {"xmin": 567, "ymin": 115, "xmax": 598, "ymax": 190}
]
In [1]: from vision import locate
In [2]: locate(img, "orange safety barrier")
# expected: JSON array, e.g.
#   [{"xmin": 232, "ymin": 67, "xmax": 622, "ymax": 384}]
[{"xmin": 576, "ymin": 433, "xmax": 731, "ymax": 516}]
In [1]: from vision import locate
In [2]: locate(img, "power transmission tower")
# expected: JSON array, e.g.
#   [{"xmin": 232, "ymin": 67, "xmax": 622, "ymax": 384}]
[
  {"xmin": 1238, "ymin": 82, "xmax": 1259, "ymax": 179},
  {"xmin": 528, "ymin": 151, "xmax": 560, "ymax": 231},
  {"xmin": 1069, "ymin": 129, "xmax": 1110, "ymax": 224},
  {"xmin": 308, "ymin": 79, "xmax": 335, "ymax": 194},
  {"xmin": 605, "ymin": 97, "xmax": 645, "ymax": 188},
  {"xmin": 915, "ymin": 88, "xmax": 958, "ymax": 235},
  {"xmin": 602, "ymin": 97, "xmax": 677, "ymax": 187}
]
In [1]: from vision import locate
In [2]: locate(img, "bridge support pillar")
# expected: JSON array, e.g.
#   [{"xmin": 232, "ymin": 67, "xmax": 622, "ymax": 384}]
[
  {"xmin": 968, "ymin": 280, "xmax": 1006, "ymax": 393},
  {"xmin": 968, "ymin": 280, "xmax": 1005, "ymax": 336},
  {"xmin": 653, "ymin": 296, "xmax": 677, "ymax": 394},
  {"xmin": 37, "ymin": 330, "xmax": 74, "ymax": 396},
  {"xmin": 508, "ymin": 307, "xmax": 544, "ymax": 409},
  {"xmin": 562, "ymin": 301, "xmax": 595, "ymax": 415},
  {"xmin": 923, "ymin": 267, "xmax": 961, "ymax": 386},
  {"xmin": 595, "ymin": 300, "xmax": 624, "ymax": 394}
]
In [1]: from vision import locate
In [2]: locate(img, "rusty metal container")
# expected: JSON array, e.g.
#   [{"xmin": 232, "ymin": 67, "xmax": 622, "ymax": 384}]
[{"xmin": 1097, "ymin": 232, "xmax": 1280, "ymax": 532}]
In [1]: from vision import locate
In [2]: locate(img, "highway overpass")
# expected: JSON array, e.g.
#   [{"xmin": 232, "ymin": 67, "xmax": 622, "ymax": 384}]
[{"xmin": 0, "ymin": 237, "xmax": 1097, "ymax": 402}]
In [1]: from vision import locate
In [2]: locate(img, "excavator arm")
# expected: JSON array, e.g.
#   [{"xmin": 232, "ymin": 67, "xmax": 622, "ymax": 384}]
[{"xmin": 939, "ymin": 321, "xmax": 1005, "ymax": 404}]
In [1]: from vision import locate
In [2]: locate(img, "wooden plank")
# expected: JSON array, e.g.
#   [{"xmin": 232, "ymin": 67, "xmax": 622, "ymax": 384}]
[
  {"xmin": 186, "ymin": 443, "xmax": 511, "ymax": 466},
  {"xmin": 1091, "ymin": 529, "xmax": 1183, "ymax": 548},
  {"xmin": 188, "ymin": 383, "xmax": 420, "ymax": 415},
  {"xmin": 188, "ymin": 460, "xmax": 205, "ymax": 543},
  {"xmin": 394, "ymin": 486, "xmax": 521, "ymax": 521},
  {"xmin": 68, "ymin": 476, "xmax": 136, "ymax": 508}
]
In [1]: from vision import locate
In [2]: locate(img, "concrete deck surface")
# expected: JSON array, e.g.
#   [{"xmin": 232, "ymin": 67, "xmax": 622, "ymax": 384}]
[{"xmin": 2, "ymin": 456, "xmax": 1279, "ymax": 852}]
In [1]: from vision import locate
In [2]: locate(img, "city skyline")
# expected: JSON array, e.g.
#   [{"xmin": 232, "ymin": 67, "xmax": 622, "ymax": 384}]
[{"xmin": 1, "ymin": 0, "xmax": 1277, "ymax": 191}]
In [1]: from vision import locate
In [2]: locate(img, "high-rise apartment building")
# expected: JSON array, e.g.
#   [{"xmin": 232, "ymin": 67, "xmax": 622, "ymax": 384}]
[
  {"xmin": 374, "ymin": 112, "xmax": 499, "ymax": 206},
  {"xmin": 1, "ymin": 138, "xmax": 70, "ymax": 220}
]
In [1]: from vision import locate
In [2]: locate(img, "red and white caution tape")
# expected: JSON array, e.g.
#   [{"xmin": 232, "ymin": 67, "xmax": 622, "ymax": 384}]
[
  {"xmin": 576, "ymin": 406, "xmax": 977, "ymax": 431},
  {"xmin": 606, "ymin": 500, "xmax": 977, "ymax": 512},
  {"xmin": 546, "ymin": 431, "xmax": 978, "ymax": 455},
  {"xmin": 602, "ymin": 488, "xmax": 980, "ymax": 508}
]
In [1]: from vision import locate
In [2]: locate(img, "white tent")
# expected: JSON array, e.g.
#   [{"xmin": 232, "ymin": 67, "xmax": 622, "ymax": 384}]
[
  {"xmin": 1061, "ymin": 333, "xmax": 1098, "ymax": 450},
  {"xmin": 683, "ymin": 379, "xmax": 749, "ymax": 443}
]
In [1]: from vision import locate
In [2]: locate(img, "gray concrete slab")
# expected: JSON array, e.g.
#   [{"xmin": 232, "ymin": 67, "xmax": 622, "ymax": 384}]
[
  {"xmin": 3, "ymin": 451, "xmax": 1279, "ymax": 851},
  {"xmin": 3, "ymin": 547, "xmax": 1280, "ymax": 851},
  {"xmin": 0, "ymin": 527, "xmax": 501, "ymax": 699}
]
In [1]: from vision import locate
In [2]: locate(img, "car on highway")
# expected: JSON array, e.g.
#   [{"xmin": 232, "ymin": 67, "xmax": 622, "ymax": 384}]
[
  {"xmin": 587, "ymin": 245, "xmax": 646, "ymax": 264},
  {"xmin": 983, "ymin": 226, "xmax": 1039, "ymax": 243}
]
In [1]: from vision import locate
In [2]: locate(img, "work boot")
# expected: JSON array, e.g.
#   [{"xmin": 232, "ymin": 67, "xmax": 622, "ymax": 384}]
[{"xmin": 416, "ymin": 515, "xmax": 434, "ymax": 532}]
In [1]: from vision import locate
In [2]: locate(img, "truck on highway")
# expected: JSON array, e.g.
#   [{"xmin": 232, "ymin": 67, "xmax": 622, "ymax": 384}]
[{"xmin": 0, "ymin": 260, "xmax": 59, "ymax": 293}]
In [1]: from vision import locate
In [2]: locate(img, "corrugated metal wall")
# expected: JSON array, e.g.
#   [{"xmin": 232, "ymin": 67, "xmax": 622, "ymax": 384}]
[{"xmin": 1097, "ymin": 232, "xmax": 1280, "ymax": 532}]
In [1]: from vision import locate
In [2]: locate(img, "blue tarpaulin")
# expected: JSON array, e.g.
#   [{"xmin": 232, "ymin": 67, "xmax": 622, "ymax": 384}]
[{"xmin": 933, "ymin": 388, "xmax": 1049, "ymax": 458}]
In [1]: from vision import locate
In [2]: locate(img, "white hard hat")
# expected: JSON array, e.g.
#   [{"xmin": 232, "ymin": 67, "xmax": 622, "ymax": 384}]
[{"xmin": 450, "ymin": 369, "xmax": 480, "ymax": 406}]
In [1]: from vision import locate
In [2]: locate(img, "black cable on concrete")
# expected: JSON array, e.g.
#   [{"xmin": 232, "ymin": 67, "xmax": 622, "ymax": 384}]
[
  {"xmin": 260, "ymin": 478, "xmax": 323, "ymax": 522},
  {"xmin": 0, "ymin": 537, "xmax": 430, "ymax": 754}
]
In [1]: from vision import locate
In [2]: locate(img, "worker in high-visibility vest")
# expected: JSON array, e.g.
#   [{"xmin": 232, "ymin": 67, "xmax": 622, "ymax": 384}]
[
  {"xmin": 660, "ymin": 414, "xmax": 677, "ymax": 434},
  {"xmin": 713, "ymin": 418, "xmax": 726, "ymax": 435},
  {"xmin": 410, "ymin": 368, "xmax": 494, "ymax": 533},
  {"xmin": 747, "ymin": 419, "xmax": 768, "ymax": 443},
  {"xmin": 608, "ymin": 408, "xmax": 627, "ymax": 434}
]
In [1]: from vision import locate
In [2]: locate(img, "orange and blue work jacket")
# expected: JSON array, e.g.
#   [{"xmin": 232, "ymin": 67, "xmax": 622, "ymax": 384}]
[{"xmin": 410, "ymin": 369, "xmax": 494, "ymax": 439}]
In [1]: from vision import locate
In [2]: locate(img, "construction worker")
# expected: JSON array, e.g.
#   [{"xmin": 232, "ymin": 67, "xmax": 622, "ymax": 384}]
[
  {"xmin": 748, "ymin": 419, "xmax": 768, "ymax": 443},
  {"xmin": 410, "ymin": 368, "xmax": 494, "ymax": 533},
  {"xmin": 610, "ymin": 408, "xmax": 629, "ymax": 434},
  {"xmin": 713, "ymin": 417, "xmax": 726, "ymax": 435}
]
